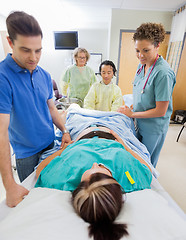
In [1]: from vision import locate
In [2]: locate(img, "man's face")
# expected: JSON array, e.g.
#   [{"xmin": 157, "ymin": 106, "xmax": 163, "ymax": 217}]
[{"xmin": 8, "ymin": 34, "xmax": 42, "ymax": 73}]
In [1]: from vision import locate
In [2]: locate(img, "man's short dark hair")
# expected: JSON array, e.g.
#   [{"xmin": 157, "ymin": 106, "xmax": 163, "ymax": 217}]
[
  {"xmin": 99, "ymin": 60, "xmax": 117, "ymax": 76},
  {"xmin": 6, "ymin": 11, "xmax": 43, "ymax": 42}
]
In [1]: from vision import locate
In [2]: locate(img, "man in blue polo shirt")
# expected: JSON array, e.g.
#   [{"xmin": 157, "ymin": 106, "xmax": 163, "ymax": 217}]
[{"xmin": 0, "ymin": 11, "xmax": 71, "ymax": 207}]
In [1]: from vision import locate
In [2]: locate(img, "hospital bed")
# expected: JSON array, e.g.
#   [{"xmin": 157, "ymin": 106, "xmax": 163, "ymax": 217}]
[{"xmin": 0, "ymin": 104, "xmax": 186, "ymax": 240}]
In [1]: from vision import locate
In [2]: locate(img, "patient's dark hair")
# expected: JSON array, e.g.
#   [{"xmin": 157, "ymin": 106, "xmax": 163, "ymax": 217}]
[
  {"xmin": 6, "ymin": 11, "xmax": 43, "ymax": 43},
  {"xmin": 72, "ymin": 173, "xmax": 128, "ymax": 240},
  {"xmin": 99, "ymin": 60, "xmax": 117, "ymax": 76}
]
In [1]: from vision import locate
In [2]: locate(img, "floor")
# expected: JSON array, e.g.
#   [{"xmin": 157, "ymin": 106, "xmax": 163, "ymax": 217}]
[
  {"xmin": 0, "ymin": 123, "xmax": 186, "ymax": 214},
  {"xmin": 157, "ymin": 123, "xmax": 186, "ymax": 213}
]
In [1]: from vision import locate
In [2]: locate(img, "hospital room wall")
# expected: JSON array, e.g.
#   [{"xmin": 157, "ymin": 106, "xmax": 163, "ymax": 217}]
[
  {"xmin": 39, "ymin": 28, "xmax": 109, "ymax": 88},
  {"xmin": 0, "ymin": 13, "xmax": 109, "ymax": 90},
  {"xmin": 0, "ymin": 10, "xmax": 174, "ymax": 93},
  {"xmin": 109, "ymin": 9, "xmax": 173, "ymax": 75}
]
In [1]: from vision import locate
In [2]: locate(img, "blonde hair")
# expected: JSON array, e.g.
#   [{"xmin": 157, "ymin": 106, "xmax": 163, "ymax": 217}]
[
  {"xmin": 72, "ymin": 173, "xmax": 128, "ymax": 240},
  {"xmin": 73, "ymin": 47, "xmax": 90, "ymax": 64}
]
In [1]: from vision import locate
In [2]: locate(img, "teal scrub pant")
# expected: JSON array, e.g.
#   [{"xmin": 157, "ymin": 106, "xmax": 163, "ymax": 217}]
[{"xmin": 137, "ymin": 131, "xmax": 167, "ymax": 168}]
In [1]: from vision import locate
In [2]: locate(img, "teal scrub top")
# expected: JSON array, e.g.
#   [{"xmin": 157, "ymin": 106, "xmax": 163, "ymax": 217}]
[
  {"xmin": 133, "ymin": 56, "xmax": 176, "ymax": 134},
  {"xmin": 35, "ymin": 138, "xmax": 152, "ymax": 193}
]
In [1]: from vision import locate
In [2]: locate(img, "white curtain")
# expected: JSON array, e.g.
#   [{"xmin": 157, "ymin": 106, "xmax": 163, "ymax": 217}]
[
  {"xmin": 170, "ymin": 7, "xmax": 186, "ymax": 42},
  {"xmin": 166, "ymin": 5, "xmax": 186, "ymax": 74}
]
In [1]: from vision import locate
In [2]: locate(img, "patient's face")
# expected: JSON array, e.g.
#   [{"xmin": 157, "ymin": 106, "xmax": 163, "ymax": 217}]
[
  {"xmin": 81, "ymin": 163, "xmax": 112, "ymax": 181},
  {"xmin": 101, "ymin": 65, "xmax": 114, "ymax": 85}
]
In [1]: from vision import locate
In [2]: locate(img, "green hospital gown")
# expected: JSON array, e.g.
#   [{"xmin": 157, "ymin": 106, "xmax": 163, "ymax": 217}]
[
  {"xmin": 60, "ymin": 65, "xmax": 97, "ymax": 101},
  {"xmin": 35, "ymin": 138, "xmax": 152, "ymax": 193}
]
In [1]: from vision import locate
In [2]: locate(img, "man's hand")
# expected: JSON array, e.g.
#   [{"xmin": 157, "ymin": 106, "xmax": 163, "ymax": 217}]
[
  {"xmin": 6, "ymin": 183, "xmax": 29, "ymax": 208},
  {"xmin": 61, "ymin": 133, "xmax": 72, "ymax": 148}
]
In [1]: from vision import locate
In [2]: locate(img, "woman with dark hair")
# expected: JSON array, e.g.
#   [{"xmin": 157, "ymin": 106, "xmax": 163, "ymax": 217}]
[
  {"xmin": 35, "ymin": 126, "xmax": 152, "ymax": 240},
  {"xmin": 84, "ymin": 60, "xmax": 123, "ymax": 111},
  {"xmin": 118, "ymin": 23, "xmax": 176, "ymax": 167},
  {"xmin": 72, "ymin": 172, "xmax": 128, "ymax": 240}
]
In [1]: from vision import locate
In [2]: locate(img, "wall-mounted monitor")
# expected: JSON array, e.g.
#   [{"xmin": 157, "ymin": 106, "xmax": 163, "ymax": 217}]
[{"xmin": 54, "ymin": 31, "xmax": 78, "ymax": 50}]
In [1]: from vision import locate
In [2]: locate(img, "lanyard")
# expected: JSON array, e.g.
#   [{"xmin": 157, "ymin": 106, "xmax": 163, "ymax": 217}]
[{"xmin": 140, "ymin": 54, "xmax": 159, "ymax": 94}]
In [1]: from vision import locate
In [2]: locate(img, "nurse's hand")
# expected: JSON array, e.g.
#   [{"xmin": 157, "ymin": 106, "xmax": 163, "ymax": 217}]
[{"xmin": 117, "ymin": 105, "xmax": 133, "ymax": 118}]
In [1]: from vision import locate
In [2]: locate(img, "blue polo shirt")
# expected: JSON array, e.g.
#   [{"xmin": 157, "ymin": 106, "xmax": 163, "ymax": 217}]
[{"xmin": 0, "ymin": 54, "xmax": 55, "ymax": 158}]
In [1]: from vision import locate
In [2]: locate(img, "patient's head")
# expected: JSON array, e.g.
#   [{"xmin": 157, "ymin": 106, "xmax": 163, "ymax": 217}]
[
  {"xmin": 81, "ymin": 162, "xmax": 112, "ymax": 181},
  {"xmin": 72, "ymin": 173, "xmax": 128, "ymax": 240}
]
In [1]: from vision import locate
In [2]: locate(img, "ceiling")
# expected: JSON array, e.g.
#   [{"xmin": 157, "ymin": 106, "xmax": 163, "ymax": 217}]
[
  {"xmin": 60, "ymin": 0, "xmax": 185, "ymax": 11},
  {"xmin": 0, "ymin": 0, "xmax": 185, "ymax": 30}
]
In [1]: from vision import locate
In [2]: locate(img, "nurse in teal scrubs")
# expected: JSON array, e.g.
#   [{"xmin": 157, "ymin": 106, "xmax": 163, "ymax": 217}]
[{"xmin": 118, "ymin": 23, "xmax": 176, "ymax": 167}]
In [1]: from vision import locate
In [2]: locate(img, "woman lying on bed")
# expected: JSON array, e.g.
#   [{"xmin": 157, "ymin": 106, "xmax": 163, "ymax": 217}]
[{"xmin": 35, "ymin": 126, "xmax": 152, "ymax": 240}]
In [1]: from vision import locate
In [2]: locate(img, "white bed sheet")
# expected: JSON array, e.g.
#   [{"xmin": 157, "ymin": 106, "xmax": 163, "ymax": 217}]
[{"xmin": 0, "ymin": 172, "xmax": 186, "ymax": 240}]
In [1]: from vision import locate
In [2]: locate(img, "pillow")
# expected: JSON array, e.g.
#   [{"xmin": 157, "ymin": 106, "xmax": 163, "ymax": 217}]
[{"xmin": 0, "ymin": 188, "xmax": 186, "ymax": 240}]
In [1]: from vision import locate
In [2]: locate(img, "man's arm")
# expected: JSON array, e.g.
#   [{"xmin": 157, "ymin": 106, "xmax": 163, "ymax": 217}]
[
  {"xmin": 47, "ymin": 99, "xmax": 71, "ymax": 147},
  {"xmin": 0, "ymin": 114, "xmax": 29, "ymax": 207}
]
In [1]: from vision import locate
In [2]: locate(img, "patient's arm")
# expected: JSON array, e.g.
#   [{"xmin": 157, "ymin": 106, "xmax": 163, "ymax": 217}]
[
  {"xmin": 36, "ymin": 143, "xmax": 70, "ymax": 178},
  {"xmin": 110, "ymin": 130, "xmax": 152, "ymax": 172}
]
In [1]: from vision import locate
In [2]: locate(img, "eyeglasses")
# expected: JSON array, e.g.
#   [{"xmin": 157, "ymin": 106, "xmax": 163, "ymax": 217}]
[{"xmin": 77, "ymin": 57, "xmax": 86, "ymax": 60}]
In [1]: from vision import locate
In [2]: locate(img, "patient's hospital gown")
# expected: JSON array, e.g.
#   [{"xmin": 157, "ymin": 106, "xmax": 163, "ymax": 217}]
[
  {"xmin": 35, "ymin": 138, "xmax": 152, "ymax": 192},
  {"xmin": 38, "ymin": 104, "xmax": 158, "ymax": 178}
]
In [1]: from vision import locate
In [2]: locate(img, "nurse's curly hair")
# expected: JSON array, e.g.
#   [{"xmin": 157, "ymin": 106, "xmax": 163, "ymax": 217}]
[
  {"xmin": 72, "ymin": 173, "xmax": 128, "ymax": 240},
  {"xmin": 133, "ymin": 23, "xmax": 165, "ymax": 47}
]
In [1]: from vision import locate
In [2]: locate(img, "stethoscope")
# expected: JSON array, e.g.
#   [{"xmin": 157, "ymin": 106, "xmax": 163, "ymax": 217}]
[{"xmin": 136, "ymin": 54, "xmax": 159, "ymax": 94}]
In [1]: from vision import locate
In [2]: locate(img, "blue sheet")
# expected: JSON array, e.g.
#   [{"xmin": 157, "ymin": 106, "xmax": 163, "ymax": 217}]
[
  {"xmin": 39, "ymin": 104, "xmax": 158, "ymax": 177},
  {"xmin": 64, "ymin": 104, "xmax": 158, "ymax": 177}
]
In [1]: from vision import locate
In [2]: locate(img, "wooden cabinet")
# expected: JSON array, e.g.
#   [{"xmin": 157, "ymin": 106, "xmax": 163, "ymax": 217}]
[
  {"xmin": 0, "ymin": 31, "xmax": 12, "ymax": 59},
  {"xmin": 172, "ymin": 37, "xmax": 186, "ymax": 112}
]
